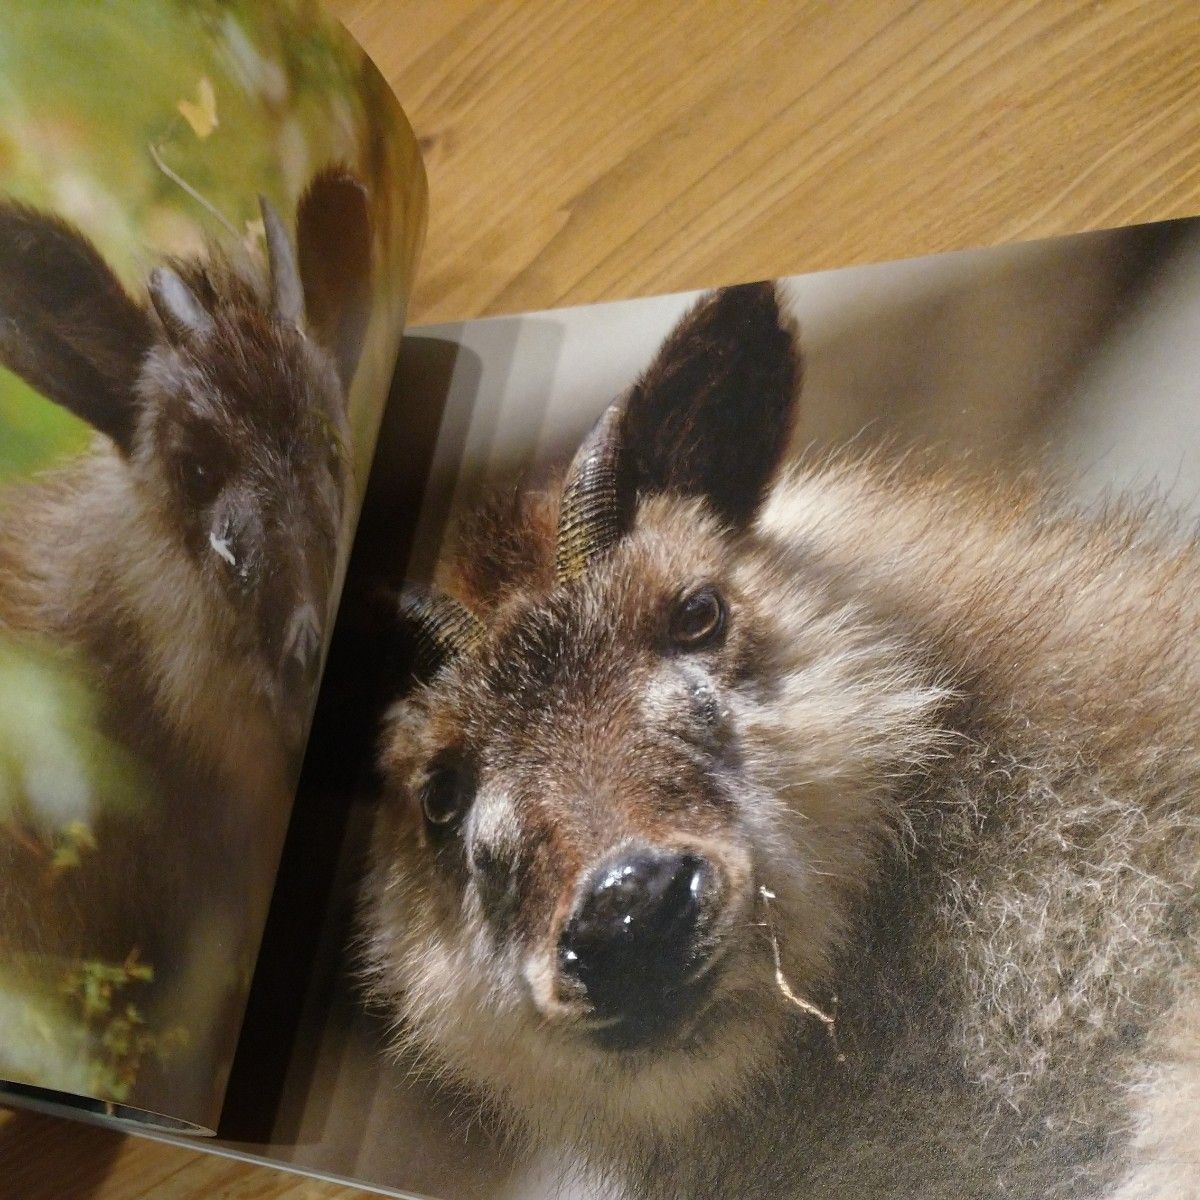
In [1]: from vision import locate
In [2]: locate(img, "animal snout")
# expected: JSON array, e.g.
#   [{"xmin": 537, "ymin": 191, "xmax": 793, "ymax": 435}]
[
  {"xmin": 558, "ymin": 848, "xmax": 718, "ymax": 1049},
  {"xmin": 281, "ymin": 601, "xmax": 323, "ymax": 696}
]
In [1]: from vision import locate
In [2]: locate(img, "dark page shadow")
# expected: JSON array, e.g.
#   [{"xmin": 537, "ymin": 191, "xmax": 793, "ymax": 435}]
[{"xmin": 218, "ymin": 334, "xmax": 474, "ymax": 1142}]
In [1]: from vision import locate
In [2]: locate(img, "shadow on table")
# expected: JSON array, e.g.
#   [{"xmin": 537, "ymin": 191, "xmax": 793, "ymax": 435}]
[{"xmin": 0, "ymin": 1109, "xmax": 123, "ymax": 1200}]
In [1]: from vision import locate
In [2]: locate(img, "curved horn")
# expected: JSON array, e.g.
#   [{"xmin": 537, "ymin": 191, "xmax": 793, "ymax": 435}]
[
  {"xmin": 555, "ymin": 400, "xmax": 628, "ymax": 584},
  {"xmin": 397, "ymin": 586, "xmax": 485, "ymax": 681},
  {"xmin": 260, "ymin": 195, "xmax": 305, "ymax": 329}
]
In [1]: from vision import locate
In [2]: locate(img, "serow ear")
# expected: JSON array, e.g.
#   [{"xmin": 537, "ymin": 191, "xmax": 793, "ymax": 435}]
[
  {"xmin": 296, "ymin": 167, "xmax": 372, "ymax": 397},
  {"xmin": 0, "ymin": 201, "xmax": 153, "ymax": 454},
  {"xmin": 621, "ymin": 282, "xmax": 801, "ymax": 530}
]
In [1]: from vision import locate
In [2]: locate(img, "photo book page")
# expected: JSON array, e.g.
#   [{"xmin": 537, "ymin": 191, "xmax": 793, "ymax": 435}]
[
  {"xmin": 0, "ymin": 0, "xmax": 424, "ymax": 1134},
  {"xmin": 204, "ymin": 215, "xmax": 1200, "ymax": 1199}
]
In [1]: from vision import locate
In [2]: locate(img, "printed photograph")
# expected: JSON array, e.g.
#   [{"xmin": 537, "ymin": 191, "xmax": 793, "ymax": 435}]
[
  {"xmin": 240, "ymin": 216, "xmax": 1200, "ymax": 1200},
  {"xmin": 0, "ymin": 0, "xmax": 422, "ymax": 1130}
]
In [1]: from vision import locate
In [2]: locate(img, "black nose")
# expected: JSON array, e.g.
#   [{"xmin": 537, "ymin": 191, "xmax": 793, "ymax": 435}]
[{"xmin": 559, "ymin": 849, "xmax": 714, "ymax": 1044}]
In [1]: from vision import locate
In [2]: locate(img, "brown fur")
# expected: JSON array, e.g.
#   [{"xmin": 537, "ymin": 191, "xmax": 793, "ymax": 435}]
[{"xmin": 364, "ymin": 286, "xmax": 1200, "ymax": 1198}]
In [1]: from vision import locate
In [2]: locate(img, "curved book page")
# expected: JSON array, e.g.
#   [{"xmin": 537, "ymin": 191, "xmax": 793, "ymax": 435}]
[{"xmin": 0, "ymin": 0, "xmax": 425, "ymax": 1134}]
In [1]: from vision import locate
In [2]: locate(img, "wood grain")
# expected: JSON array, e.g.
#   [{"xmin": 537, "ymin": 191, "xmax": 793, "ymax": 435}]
[
  {"xmin": 5, "ymin": 1, "xmax": 1200, "ymax": 1197},
  {"xmin": 338, "ymin": 0, "xmax": 1200, "ymax": 325}
]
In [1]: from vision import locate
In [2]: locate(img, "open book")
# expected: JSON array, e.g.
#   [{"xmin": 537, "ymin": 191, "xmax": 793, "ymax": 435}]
[{"xmin": 4, "ymin": 5, "xmax": 1200, "ymax": 1200}]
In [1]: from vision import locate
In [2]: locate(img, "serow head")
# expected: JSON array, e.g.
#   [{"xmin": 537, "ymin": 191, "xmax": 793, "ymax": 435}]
[
  {"xmin": 0, "ymin": 170, "xmax": 372, "ymax": 750},
  {"xmin": 367, "ymin": 285, "xmax": 946, "ymax": 1138}
]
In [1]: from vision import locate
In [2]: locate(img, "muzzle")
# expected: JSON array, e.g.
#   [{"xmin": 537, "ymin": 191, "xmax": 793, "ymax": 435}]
[{"xmin": 558, "ymin": 845, "xmax": 720, "ymax": 1050}]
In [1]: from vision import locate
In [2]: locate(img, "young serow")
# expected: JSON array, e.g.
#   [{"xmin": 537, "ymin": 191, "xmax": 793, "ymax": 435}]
[
  {"xmin": 0, "ymin": 171, "xmax": 371, "ymax": 1091},
  {"xmin": 365, "ymin": 285, "xmax": 1200, "ymax": 1199}
]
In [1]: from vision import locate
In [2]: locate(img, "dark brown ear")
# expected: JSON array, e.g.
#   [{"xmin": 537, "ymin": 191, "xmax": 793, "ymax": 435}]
[
  {"xmin": 0, "ymin": 201, "xmax": 153, "ymax": 454},
  {"xmin": 296, "ymin": 167, "xmax": 372, "ymax": 396},
  {"xmin": 620, "ymin": 282, "xmax": 800, "ymax": 529}
]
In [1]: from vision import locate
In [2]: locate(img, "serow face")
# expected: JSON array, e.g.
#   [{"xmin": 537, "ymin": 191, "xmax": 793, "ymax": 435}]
[
  {"xmin": 369, "ymin": 286, "xmax": 949, "ymax": 1132},
  {"xmin": 370, "ymin": 287, "xmax": 816, "ymax": 1087},
  {"xmin": 137, "ymin": 279, "xmax": 350, "ymax": 749},
  {"xmin": 394, "ymin": 521, "xmax": 769, "ymax": 1055},
  {"xmin": 0, "ymin": 173, "xmax": 372, "ymax": 756},
  {"xmin": 133, "ymin": 178, "xmax": 370, "ymax": 751}
]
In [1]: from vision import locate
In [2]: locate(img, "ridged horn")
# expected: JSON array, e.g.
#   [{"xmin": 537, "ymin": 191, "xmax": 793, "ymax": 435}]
[
  {"xmin": 555, "ymin": 400, "xmax": 627, "ymax": 584},
  {"xmin": 260, "ymin": 194, "xmax": 306, "ymax": 329},
  {"xmin": 396, "ymin": 586, "xmax": 485, "ymax": 680}
]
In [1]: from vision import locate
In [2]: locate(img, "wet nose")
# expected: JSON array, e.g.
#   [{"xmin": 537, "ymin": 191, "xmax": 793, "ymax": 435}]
[
  {"xmin": 281, "ymin": 602, "xmax": 323, "ymax": 696},
  {"xmin": 559, "ymin": 849, "xmax": 713, "ymax": 1039}
]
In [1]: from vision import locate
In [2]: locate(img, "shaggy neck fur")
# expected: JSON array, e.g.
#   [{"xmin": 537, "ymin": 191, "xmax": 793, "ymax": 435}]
[
  {"xmin": 0, "ymin": 443, "xmax": 287, "ymax": 810},
  {"xmin": 623, "ymin": 456, "xmax": 1200, "ymax": 1200}
]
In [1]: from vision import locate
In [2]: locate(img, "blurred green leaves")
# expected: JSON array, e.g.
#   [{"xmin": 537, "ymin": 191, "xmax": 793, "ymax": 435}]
[
  {"xmin": 0, "ymin": 369, "xmax": 91, "ymax": 483},
  {"xmin": 63, "ymin": 950, "xmax": 190, "ymax": 1103},
  {"xmin": 0, "ymin": 636, "xmax": 148, "ymax": 840},
  {"xmin": 1, "ymin": 949, "xmax": 189, "ymax": 1105}
]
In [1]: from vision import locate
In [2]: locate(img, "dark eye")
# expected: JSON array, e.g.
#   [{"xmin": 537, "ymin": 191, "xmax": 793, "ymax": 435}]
[
  {"xmin": 179, "ymin": 457, "xmax": 222, "ymax": 506},
  {"xmin": 669, "ymin": 584, "xmax": 727, "ymax": 650},
  {"xmin": 421, "ymin": 756, "xmax": 475, "ymax": 831}
]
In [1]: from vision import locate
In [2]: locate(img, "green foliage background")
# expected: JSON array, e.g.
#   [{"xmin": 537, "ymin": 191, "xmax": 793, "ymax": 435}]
[{"xmin": 0, "ymin": 374, "xmax": 90, "ymax": 480}]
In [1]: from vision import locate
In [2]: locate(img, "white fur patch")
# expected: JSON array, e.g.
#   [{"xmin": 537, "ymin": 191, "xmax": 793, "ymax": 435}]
[{"xmin": 208, "ymin": 528, "xmax": 236, "ymax": 567}]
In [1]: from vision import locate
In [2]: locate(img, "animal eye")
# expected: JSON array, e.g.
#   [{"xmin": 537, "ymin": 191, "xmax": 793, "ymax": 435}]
[
  {"xmin": 669, "ymin": 585, "xmax": 727, "ymax": 650},
  {"xmin": 421, "ymin": 756, "xmax": 475, "ymax": 831},
  {"xmin": 180, "ymin": 457, "xmax": 222, "ymax": 506}
]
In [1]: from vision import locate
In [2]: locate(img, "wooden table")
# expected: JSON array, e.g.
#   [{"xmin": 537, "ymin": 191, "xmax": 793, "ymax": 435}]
[{"xmin": 5, "ymin": 1, "xmax": 1200, "ymax": 1196}]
